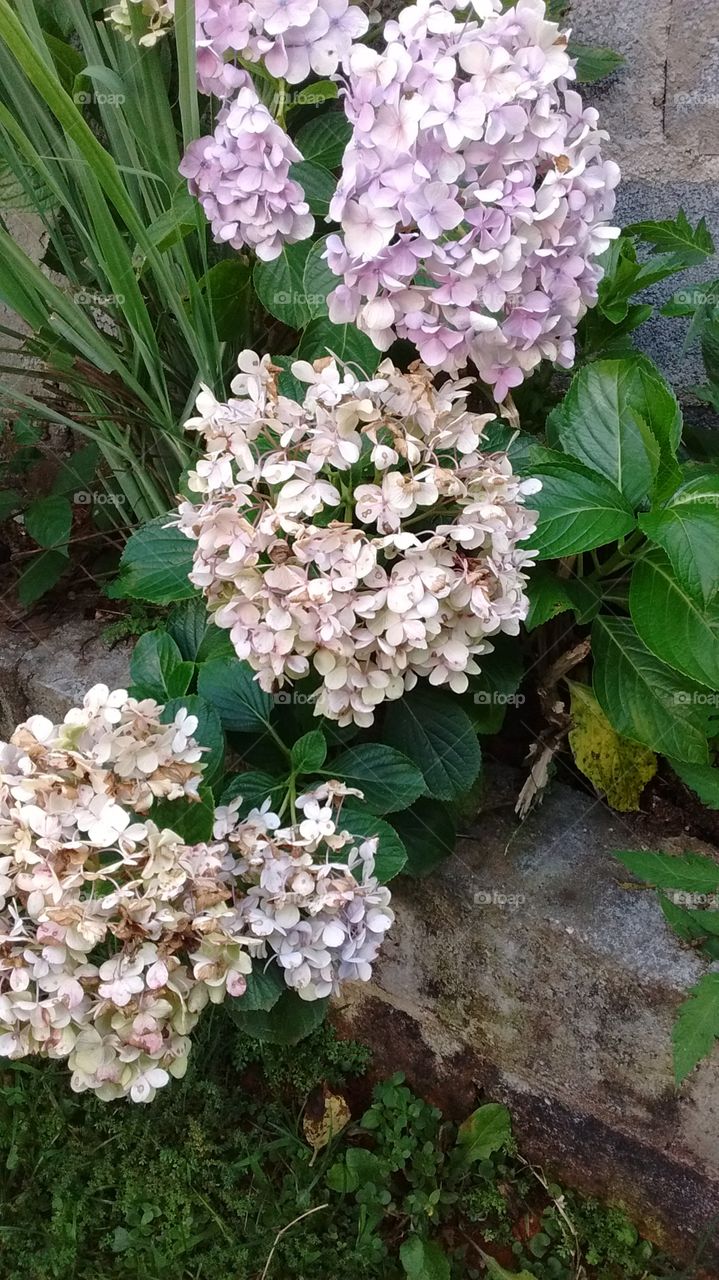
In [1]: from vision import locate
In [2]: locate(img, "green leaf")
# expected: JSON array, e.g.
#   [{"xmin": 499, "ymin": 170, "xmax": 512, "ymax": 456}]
[
  {"xmin": 302, "ymin": 235, "xmax": 338, "ymax": 319},
  {"xmin": 630, "ymin": 548, "xmax": 719, "ymax": 689},
  {"xmin": 392, "ymin": 799, "xmax": 456, "ymax": 877},
  {"xmin": 673, "ymin": 974, "xmax": 719, "ymax": 1083},
  {"xmin": 161, "ymin": 694, "xmax": 224, "ymax": 787},
  {"xmin": 384, "ymin": 689, "xmax": 482, "ymax": 801},
  {"xmin": 339, "ymin": 805, "xmax": 407, "ymax": 881},
  {"xmin": 456, "ymin": 1103, "xmax": 512, "ymax": 1164},
  {"xmin": 145, "ymin": 189, "xmax": 198, "ymax": 253},
  {"xmin": 525, "ymin": 455, "xmax": 635, "ymax": 560},
  {"xmin": 197, "ymin": 657, "xmax": 274, "ymax": 734},
  {"xmin": 289, "ymin": 159, "xmax": 335, "ymax": 215},
  {"xmin": 0, "ymin": 489, "xmax": 21, "ymax": 520},
  {"xmin": 616, "ymin": 849, "xmax": 719, "ymax": 894},
  {"xmin": 51, "ymin": 443, "xmax": 99, "ymax": 497},
  {"xmin": 291, "ymin": 730, "xmax": 327, "ymax": 774},
  {"xmin": 226, "ymin": 989, "xmax": 328, "ymax": 1044},
  {"xmin": 552, "ymin": 360, "xmax": 663, "ymax": 506},
  {"xmin": 526, "ymin": 566, "xmax": 573, "ymax": 631},
  {"xmin": 220, "ymin": 770, "xmax": 287, "ymax": 816},
  {"xmin": 17, "ymin": 549, "xmax": 68, "ymax": 606},
  {"xmin": 569, "ymin": 42, "xmax": 625, "ymax": 83},
  {"xmin": 627, "ymin": 210, "xmax": 715, "ymax": 265},
  {"xmin": 201, "ymin": 258, "xmax": 254, "ymax": 343},
  {"xmin": 476, "ymin": 1253, "xmax": 535, "ymax": 1280},
  {"xmin": 469, "ymin": 637, "xmax": 525, "ymax": 736},
  {"xmin": 638, "ymin": 471, "xmax": 719, "ymax": 605},
  {"xmin": 296, "ymin": 318, "xmax": 380, "ymax": 374},
  {"xmin": 151, "ymin": 784, "xmax": 215, "ymax": 843},
  {"xmin": 400, "ymin": 1236, "xmax": 450, "ymax": 1280},
  {"xmin": 110, "ymin": 518, "xmax": 197, "ymax": 605},
  {"xmin": 253, "ymin": 239, "xmax": 314, "ymax": 328},
  {"xmin": 232, "ymin": 962, "xmax": 285, "ymax": 1013},
  {"xmin": 290, "ymin": 80, "xmax": 338, "ymax": 108},
  {"xmin": 130, "ymin": 630, "xmax": 194, "ymax": 701},
  {"xmin": 295, "ymin": 112, "xmax": 350, "ymax": 169},
  {"xmin": 167, "ymin": 597, "xmax": 234, "ymax": 663},
  {"xmin": 592, "ymin": 615, "xmax": 711, "ymax": 764},
  {"xmin": 25, "ymin": 494, "xmax": 72, "ymax": 549},
  {"xmin": 669, "ymin": 759, "xmax": 719, "ymax": 810},
  {"xmin": 329, "ymin": 744, "xmax": 426, "ymax": 815}
]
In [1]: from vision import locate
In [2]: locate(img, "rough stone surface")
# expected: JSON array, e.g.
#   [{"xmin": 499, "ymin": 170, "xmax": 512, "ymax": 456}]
[
  {"xmin": 0, "ymin": 618, "xmax": 132, "ymax": 736},
  {"xmin": 333, "ymin": 765, "xmax": 719, "ymax": 1269},
  {"xmin": 665, "ymin": 0, "xmax": 719, "ymax": 153}
]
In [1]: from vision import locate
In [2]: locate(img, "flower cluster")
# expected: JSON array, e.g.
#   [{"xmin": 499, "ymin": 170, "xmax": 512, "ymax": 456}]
[
  {"xmin": 109, "ymin": 0, "xmax": 368, "ymax": 91},
  {"xmin": 0, "ymin": 690, "xmax": 392, "ymax": 1101},
  {"xmin": 326, "ymin": 0, "xmax": 620, "ymax": 400},
  {"xmin": 176, "ymin": 351, "xmax": 539, "ymax": 727},
  {"xmin": 190, "ymin": 0, "xmax": 369, "ymax": 90},
  {"xmin": 106, "ymin": 0, "xmax": 174, "ymax": 48},
  {"xmin": 180, "ymin": 85, "xmax": 314, "ymax": 261}
]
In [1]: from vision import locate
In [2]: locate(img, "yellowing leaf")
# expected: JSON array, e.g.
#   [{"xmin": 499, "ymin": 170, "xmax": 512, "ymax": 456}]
[
  {"xmin": 568, "ymin": 681, "xmax": 656, "ymax": 811},
  {"xmin": 302, "ymin": 1085, "xmax": 350, "ymax": 1155}
]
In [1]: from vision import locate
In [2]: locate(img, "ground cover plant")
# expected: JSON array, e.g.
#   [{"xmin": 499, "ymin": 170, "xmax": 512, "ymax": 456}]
[
  {"xmin": 0, "ymin": 1010, "xmax": 684, "ymax": 1280},
  {"xmin": 1, "ymin": 0, "xmax": 719, "ymax": 1115}
]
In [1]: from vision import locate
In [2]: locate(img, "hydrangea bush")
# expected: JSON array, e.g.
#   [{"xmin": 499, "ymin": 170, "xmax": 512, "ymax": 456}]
[
  {"xmin": 0, "ymin": 689, "xmax": 392, "ymax": 1101},
  {"xmin": 176, "ymin": 352, "xmax": 539, "ymax": 726},
  {"xmin": 326, "ymin": 0, "xmax": 620, "ymax": 398}
]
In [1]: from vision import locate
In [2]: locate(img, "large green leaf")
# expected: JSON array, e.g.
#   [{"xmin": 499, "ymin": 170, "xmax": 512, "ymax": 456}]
[
  {"xmin": 592, "ymin": 615, "xmax": 711, "ymax": 764},
  {"xmin": 638, "ymin": 471, "xmax": 719, "ymax": 605},
  {"xmin": 110, "ymin": 518, "xmax": 197, "ymax": 604},
  {"xmin": 151, "ymin": 784, "xmax": 215, "ymax": 843},
  {"xmin": 627, "ymin": 210, "xmax": 714, "ymax": 264},
  {"xmin": 295, "ymin": 112, "xmax": 350, "ymax": 169},
  {"xmin": 384, "ymin": 689, "xmax": 482, "ymax": 800},
  {"xmin": 253, "ymin": 239, "xmax": 314, "ymax": 328},
  {"xmin": 167, "ymin": 597, "xmax": 234, "ymax": 663},
  {"xmin": 338, "ymin": 805, "xmax": 407, "ymax": 882},
  {"xmin": 329, "ymin": 744, "xmax": 426, "ymax": 815},
  {"xmin": 130, "ymin": 630, "xmax": 194, "ymax": 701},
  {"xmin": 296, "ymin": 318, "xmax": 380, "ymax": 373},
  {"xmin": 197, "ymin": 657, "xmax": 274, "ymax": 733},
  {"xmin": 302, "ymin": 235, "xmax": 338, "ymax": 319},
  {"xmin": 616, "ymin": 849, "xmax": 719, "ymax": 894},
  {"xmin": 161, "ymin": 694, "xmax": 225, "ymax": 786},
  {"xmin": 673, "ymin": 974, "xmax": 719, "ymax": 1083},
  {"xmin": 291, "ymin": 730, "xmax": 327, "ymax": 774},
  {"xmin": 669, "ymin": 759, "xmax": 719, "ymax": 810},
  {"xmin": 551, "ymin": 360, "xmax": 661, "ymax": 506},
  {"xmin": 569, "ymin": 42, "xmax": 624, "ymax": 83},
  {"xmin": 17, "ymin": 548, "xmax": 68, "ymax": 606},
  {"xmin": 456, "ymin": 1103, "xmax": 512, "ymax": 1164},
  {"xmin": 400, "ymin": 1236, "xmax": 450, "ymax": 1280},
  {"xmin": 630, "ymin": 548, "xmax": 719, "ymax": 689},
  {"xmin": 200, "ymin": 259, "xmax": 254, "ymax": 343},
  {"xmin": 220, "ymin": 769, "xmax": 287, "ymax": 816},
  {"xmin": 289, "ymin": 159, "xmax": 335, "ymax": 215},
  {"xmin": 529, "ymin": 456, "xmax": 635, "ymax": 559},
  {"xmin": 226, "ymin": 989, "xmax": 328, "ymax": 1044},
  {"xmin": 25, "ymin": 494, "xmax": 72, "ymax": 548},
  {"xmin": 392, "ymin": 799, "xmax": 456, "ymax": 878}
]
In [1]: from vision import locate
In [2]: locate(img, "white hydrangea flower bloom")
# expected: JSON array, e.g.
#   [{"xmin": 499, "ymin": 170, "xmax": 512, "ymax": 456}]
[{"xmin": 177, "ymin": 352, "xmax": 539, "ymax": 726}]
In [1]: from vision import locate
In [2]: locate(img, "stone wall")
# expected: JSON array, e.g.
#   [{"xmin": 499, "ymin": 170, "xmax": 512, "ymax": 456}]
[{"xmin": 569, "ymin": 0, "xmax": 719, "ymax": 389}]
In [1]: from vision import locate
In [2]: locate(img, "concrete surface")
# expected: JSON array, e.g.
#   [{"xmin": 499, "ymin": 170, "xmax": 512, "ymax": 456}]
[
  {"xmin": 334, "ymin": 764, "xmax": 719, "ymax": 1269},
  {"xmin": 0, "ymin": 618, "xmax": 132, "ymax": 737}
]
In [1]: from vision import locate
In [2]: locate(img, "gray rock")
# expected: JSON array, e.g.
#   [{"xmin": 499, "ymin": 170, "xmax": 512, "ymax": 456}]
[
  {"xmin": 333, "ymin": 765, "xmax": 719, "ymax": 1269},
  {"xmin": 0, "ymin": 618, "xmax": 132, "ymax": 737}
]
